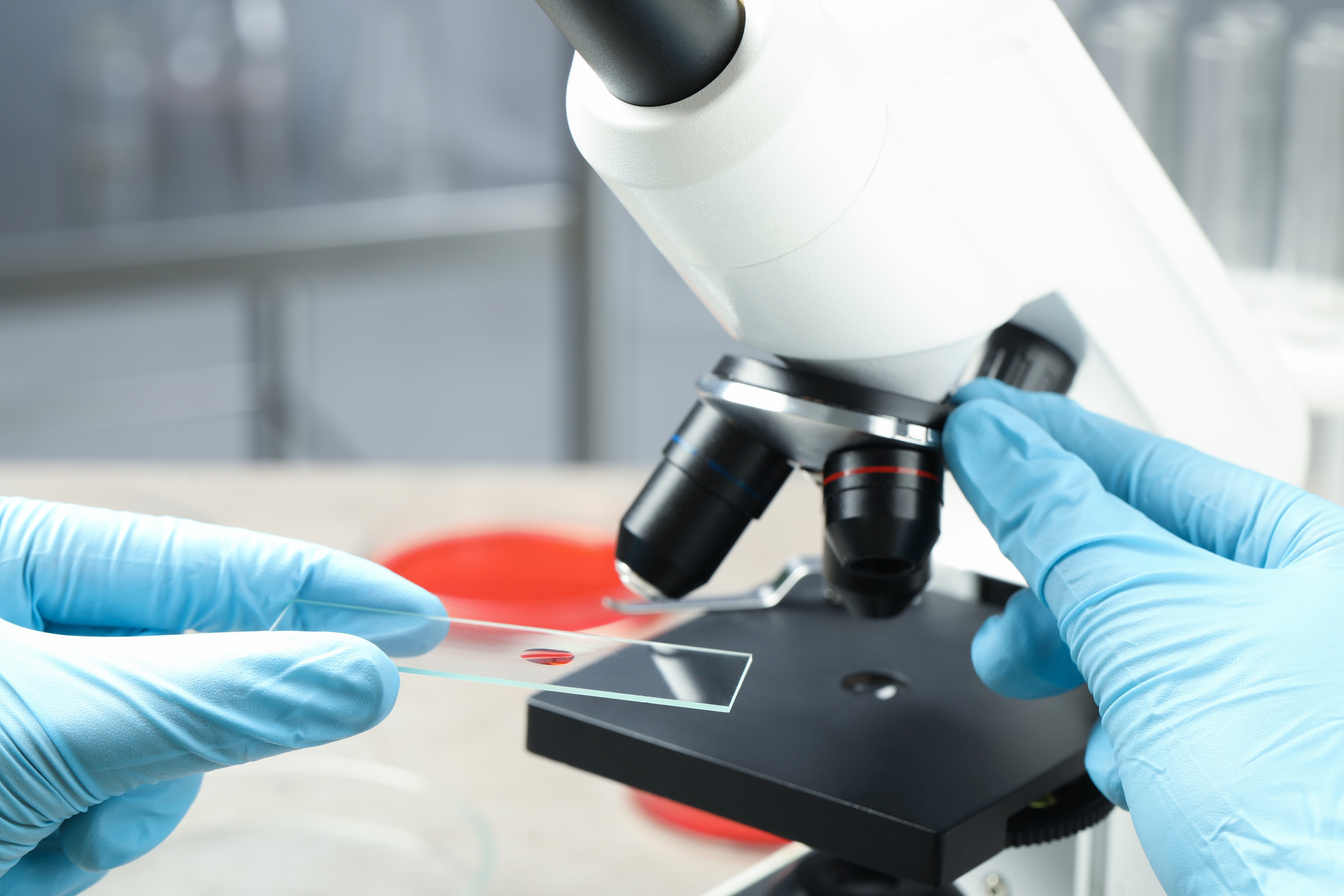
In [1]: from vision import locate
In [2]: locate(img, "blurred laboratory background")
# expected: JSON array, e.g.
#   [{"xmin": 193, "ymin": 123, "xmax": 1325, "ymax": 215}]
[{"xmin": 2, "ymin": 0, "xmax": 1344, "ymax": 489}]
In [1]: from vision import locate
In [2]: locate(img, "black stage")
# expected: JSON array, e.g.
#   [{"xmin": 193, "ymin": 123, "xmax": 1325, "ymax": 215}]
[{"xmin": 527, "ymin": 573, "xmax": 1098, "ymax": 887}]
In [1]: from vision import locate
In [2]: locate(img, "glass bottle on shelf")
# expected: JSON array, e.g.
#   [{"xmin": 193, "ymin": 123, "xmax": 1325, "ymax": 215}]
[
  {"xmin": 231, "ymin": 0, "xmax": 294, "ymax": 210},
  {"xmin": 1088, "ymin": 0, "xmax": 1186, "ymax": 179},
  {"xmin": 1054, "ymin": 0, "xmax": 1095, "ymax": 37},
  {"xmin": 1275, "ymin": 11, "xmax": 1344, "ymax": 300},
  {"xmin": 1181, "ymin": 1, "xmax": 1289, "ymax": 270},
  {"xmin": 61, "ymin": 5, "xmax": 155, "ymax": 227},
  {"xmin": 153, "ymin": 0, "xmax": 240, "ymax": 218},
  {"xmin": 334, "ymin": 0, "xmax": 454, "ymax": 200}
]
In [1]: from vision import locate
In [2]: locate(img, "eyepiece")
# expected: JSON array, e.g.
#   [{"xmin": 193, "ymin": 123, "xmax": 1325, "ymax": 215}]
[
  {"xmin": 617, "ymin": 401, "xmax": 793, "ymax": 599},
  {"xmin": 822, "ymin": 446, "xmax": 944, "ymax": 618},
  {"xmin": 535, "ymin": 0, "xmax": 746, "ymax": 106}
]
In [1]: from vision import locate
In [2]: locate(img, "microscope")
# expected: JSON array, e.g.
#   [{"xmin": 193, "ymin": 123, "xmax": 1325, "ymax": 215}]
[{"xmin": 524, "ymin": 0, "xmax": 1310, "ymax": 893}]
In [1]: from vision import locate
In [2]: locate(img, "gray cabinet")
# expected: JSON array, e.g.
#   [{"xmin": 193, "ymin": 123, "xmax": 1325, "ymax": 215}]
[
  {"xmin": 0, "ymin": 283, "xmax": 253, "ymax": 459},
  {"xmin": 0, "ymin": 187, "xmax": 574, "ymax": 462}
]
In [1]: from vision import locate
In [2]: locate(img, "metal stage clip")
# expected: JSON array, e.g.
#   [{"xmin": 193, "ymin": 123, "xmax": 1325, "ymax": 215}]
[{"xmin": 604, "ymin": 557, "xmax": 821, "ymax": 615}]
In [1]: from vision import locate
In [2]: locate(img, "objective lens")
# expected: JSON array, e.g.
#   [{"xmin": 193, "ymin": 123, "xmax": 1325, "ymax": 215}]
[
  {"xmin": 822, "ymin": 446, "xmax": 944, "ymax": 618},
  {"xmin": 616, "ymin": 401, "xmax": 793, "ymax": 599}
]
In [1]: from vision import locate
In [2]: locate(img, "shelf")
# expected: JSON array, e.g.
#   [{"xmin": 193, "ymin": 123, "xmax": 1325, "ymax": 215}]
[{"xmin": 0, "ymin": 183, "xmax": 575, "ymax": 296}]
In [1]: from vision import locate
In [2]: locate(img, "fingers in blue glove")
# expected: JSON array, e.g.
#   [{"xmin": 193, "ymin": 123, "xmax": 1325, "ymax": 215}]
[
  {"xmin": 942, "ymin": 396, "xmax": 1264, "ymax": 707},
  {"xmin": 3, "ymin": 625, "xmax": 398, "ymax": 823},
  {"xmin": 1084, "ymin": 722, "xmax": 1127, "ymax": 811},
  {"xmin": 971, "ymin": 588, "xmax": 1084, "ymax": 699},
  {"xmin": 59, "ymin": 777, "xmax": 201, "ymax": 873},
  {"xmin": 0, "ymin": 500, "xmax": 451, "ymax": 892},
  {"xmin": 278, "ymin": 598, "xmax": 448, "ymax": 659},
  {"xmin": 944, "ymin": 398, "xmax": 1208, "ymax": 621},
  {"xmin": 0, "ymin": 834, "xmax": 103, "ymax": 896},
  {"xmin": 0, "ymin": 499, "xmax": 444, "ymax": 639},
  {"xmin": 952, "ymin": 379, "xmax": 1342, "ymax": 568}
]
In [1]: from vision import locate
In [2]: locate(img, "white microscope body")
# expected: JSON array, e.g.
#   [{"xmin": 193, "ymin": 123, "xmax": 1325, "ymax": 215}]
[
  {"xmin": 558, "ymin": 1, "xmax": 1311, "ymax": 892},
  {"xmin": 566, "ymin": 0, "xmax": 1308, "ymax": 485}
]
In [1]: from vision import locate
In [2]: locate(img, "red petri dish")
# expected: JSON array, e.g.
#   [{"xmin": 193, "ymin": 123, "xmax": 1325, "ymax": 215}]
[
  {"xmin": 632, "ymin": 791, "xmax": 790, "ymax": 847},
  {"xmin": 379, "ymin": 529, "xmax": 631, "ymax": 631}
]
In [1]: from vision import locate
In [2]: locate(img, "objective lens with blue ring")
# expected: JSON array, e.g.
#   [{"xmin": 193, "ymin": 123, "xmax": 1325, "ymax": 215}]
[{"xmin": 616, "ymin": 401, "xmax": 794, "ymax": 599}]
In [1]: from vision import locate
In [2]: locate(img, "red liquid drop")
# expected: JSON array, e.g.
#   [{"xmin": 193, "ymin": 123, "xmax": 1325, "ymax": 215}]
[{"xmin": 521, "ymin": 647, "xmax": 576, "ymax": 666}]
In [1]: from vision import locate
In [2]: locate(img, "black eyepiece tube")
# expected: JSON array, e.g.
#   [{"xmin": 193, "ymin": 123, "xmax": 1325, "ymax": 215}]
[{"xmin": 535, "ymin": 0, "xmax": 746, "ymax": 106}]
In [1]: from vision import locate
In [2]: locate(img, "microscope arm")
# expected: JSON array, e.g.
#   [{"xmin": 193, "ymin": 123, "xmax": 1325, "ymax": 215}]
[{"xmin": 564, "ymin": 0, "xmax": 1309, "ymax": 483}]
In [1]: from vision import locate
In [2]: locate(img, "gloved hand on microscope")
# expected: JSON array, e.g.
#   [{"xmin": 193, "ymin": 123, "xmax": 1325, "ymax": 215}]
[
  {"xmin": 0, "ymin": 498, "xmax": 443, "ymax": 896},
  {"xmin": 945, "ymin": 379, "xmax": 1344, "ymax": 896}
]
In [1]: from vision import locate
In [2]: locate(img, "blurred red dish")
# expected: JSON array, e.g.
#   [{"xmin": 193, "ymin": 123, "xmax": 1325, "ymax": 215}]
[
  {"xmin": 379, "ymin": 530, "xmax": 630, "ymax": 631},
  {"xmin": 633, "ymin": 791, "xmax": 790, "ymax": 846}
]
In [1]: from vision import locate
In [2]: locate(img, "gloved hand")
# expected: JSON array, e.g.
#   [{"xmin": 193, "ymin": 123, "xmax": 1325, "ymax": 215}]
[
  {"xmin": 0, "ymin": 497, "xmax": 444, "ymax": 896},
  {"xmin": 944, "ymin": 379, "xmax": 1344, "ymax": 896}
]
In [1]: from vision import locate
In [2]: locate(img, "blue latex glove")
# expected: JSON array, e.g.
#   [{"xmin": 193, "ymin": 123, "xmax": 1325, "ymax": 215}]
[
  {"xmin": 943, "ymin": 380, "xmax": 1344, "ymax": 895},
  {"xmin": 0, "ymin": 497, "xmax": 443, "ymax": 896}
]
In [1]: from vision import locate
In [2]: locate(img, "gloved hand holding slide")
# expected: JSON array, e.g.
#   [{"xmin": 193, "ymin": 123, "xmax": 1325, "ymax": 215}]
[
  {"xmin": 0, "ymin": 497, "xmax": 749, "ymax": 896},
  {"xmin": 0, "ymin": 498, "xmax": 442, "ymax": 896}
]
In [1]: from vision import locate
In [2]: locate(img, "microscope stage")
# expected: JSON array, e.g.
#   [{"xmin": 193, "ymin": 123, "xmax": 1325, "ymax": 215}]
[{"xmin": 526, "ymin": 579, "xmax": 1097, "ymax": 886}]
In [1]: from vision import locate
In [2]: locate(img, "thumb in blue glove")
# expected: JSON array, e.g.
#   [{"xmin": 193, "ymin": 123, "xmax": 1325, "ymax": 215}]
[
  {"xmin": 944, "ymin": 379, "xmax": 1344, "ymax": 896},
  {"xmin": 0, "ymin": 498, "xmax": 445, "ymax": 896}
]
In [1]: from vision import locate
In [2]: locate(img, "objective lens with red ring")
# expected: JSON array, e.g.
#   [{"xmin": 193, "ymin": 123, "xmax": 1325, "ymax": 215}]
[{"xmin": 822, "ymin": 445, "xmax": 944, "ymax": 618}]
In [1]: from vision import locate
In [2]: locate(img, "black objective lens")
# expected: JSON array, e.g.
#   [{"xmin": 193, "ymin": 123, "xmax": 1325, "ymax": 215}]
[
  {"xmin": 822, "ymin": 446, "xmax": 944, "ymax": 618},
  {"xmin": 617, "ymin": 402, "xmax": 793, "ymax": 599}
]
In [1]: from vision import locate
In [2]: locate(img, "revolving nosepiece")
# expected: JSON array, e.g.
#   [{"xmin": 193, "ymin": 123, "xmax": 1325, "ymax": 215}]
[{"xmin": 534, "ymin": 0, "xmax": 746, "ymax": 106}]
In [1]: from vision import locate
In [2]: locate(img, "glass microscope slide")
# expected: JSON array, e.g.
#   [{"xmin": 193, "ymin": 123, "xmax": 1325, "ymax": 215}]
[{"xmin": 270, "ymin": 599, "xmax": 752, "ymax": 712}]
